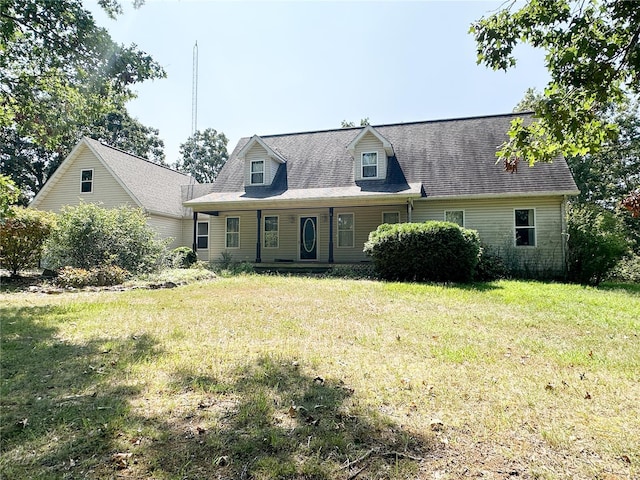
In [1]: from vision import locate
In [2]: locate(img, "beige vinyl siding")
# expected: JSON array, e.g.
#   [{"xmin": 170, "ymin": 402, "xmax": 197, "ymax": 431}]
[
  {"xmin": 147, "ymin": 214, "xmax": 183, "ymax": 250},
  {"xmin": 206, "ymin": 206, "xmax": 407, "ymax": 264},
  {"xmin": 244, "ymin": 143, "xmax": 278, "ymax": 186},
  {"xmin": 180, "ymin": 214, "xmax": 212, "ymax": 261},
  {"xmin": 412, "ymin": 196, "xmax": 565, "ymax": 273},
  {"xmin": 353, "ymin": 132, "xmax": 388, "ymax": 181},
  {"xmin": 35, "ymin": 147, "xmax": 134, "ymax": 212}
]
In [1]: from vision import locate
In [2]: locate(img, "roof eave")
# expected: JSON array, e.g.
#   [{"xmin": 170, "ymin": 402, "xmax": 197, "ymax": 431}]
[{"xmin": 422, "ymin": 190, "xmax": 580, "ymax": 201}]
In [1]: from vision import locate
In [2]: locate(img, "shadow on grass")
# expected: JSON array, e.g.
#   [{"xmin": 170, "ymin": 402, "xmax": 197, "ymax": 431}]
[
  {"xmin": 135, "ymin": 356, "xmax": 436, "ymax": 479},
  {"xmin": 0, "ymin": 305, "xmax": 162, "ymax": 480},
  {"xmin": 597, "ymin": 282, "xmax": 640, "ymax": 295}
]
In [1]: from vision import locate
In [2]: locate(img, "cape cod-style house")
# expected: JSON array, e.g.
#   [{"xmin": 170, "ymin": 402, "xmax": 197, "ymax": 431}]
[{"xmin": 32, "ymin": 113, "xmax": 579, "ymax": 274}]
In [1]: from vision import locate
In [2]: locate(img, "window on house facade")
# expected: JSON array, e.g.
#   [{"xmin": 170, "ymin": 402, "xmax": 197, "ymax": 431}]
[
  {"xmin": 382, "ymin": 211, "xmax": 400, "ymax": 224},
  {"xmin": 264, "ymin": 215, "xmax": 278, "ymax": 248},
  {"xmin": 226, "ymin": 217, "xmax": 240, "ymax": 248},
  {"xmin": 337, "ymin": 213, "xmax": 354, "ymax": 247},
  {"xmin": 197, "ymin": 222, "xmax": 209, "ymax": 249},
  {"xmin": 445, "ymin": 210, "xmax": 464, "ymax": 226},
  {"xmin": 250, "ymin": 160, "xmax": 264, "ymax": 184},
  {"xmin": 515, "ymin": 209, "xmax": 536, "ymax": 246},
  {"xmin": 81, "ymin": 169, "xmax": 93, "ymax": 193},
  {"xmin": 361, "ymin": 152, "xmax": 378, "ymax": 178}
]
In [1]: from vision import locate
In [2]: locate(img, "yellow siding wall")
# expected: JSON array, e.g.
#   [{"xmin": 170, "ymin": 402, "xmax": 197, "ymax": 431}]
[
  {"xmin": 36, "ymin": 147, "xmax": 134, "ymax": 212},
  {"xmin": 147, "ymin": 215, "xmax": 184, "ymax": 250},
  {"xmin": 412, "ymin": 196, "xmax": 565, "ymax": 273},
  {"xmin": 207, "ymin": 206, "xmax": 408, "ymax": 264},
  {"xmin": 353, "ymin": 132, "xmax": 388, "ymax": 181}
]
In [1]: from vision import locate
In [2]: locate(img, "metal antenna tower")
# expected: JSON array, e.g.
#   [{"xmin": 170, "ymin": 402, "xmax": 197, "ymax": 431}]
[{"xmin": 191, "ymin": 41, "xmax": 198, "ymax": 135}]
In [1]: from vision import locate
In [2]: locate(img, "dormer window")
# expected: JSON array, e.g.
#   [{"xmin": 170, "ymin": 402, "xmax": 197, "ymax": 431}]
[
  {"xmin": 362, "ymin": 152, "xmax": 378, "ymax": 178},
  {"xmin": 250, "ymin": 160, "xmax": 264, "ymax": 185}
]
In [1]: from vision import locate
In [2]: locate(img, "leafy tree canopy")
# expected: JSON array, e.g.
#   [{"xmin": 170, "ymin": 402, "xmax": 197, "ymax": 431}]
[
  {"xmin": 471, "ymin": 0, "xmax": 640, "ymax": 165},
  {"xmin": 0, "ymin": 0, "xmax": 166, "ymax": 197},
  {"xmin": 341, "ymin": 118, "xmax": 370, "ymax": 128},
  {"xmin": 175, "ymin": 128, "xmax": 228, "ymax": 183},
  {"xmin": 0, "ymin": 174, "xmax": 20, "ymax": 218}
]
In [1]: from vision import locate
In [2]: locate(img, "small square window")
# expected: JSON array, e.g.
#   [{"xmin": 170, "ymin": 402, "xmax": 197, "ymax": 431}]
[
  {"xmin": 81, "ymin": 169, "xmax": 93, "ymax": 193},
  {"xmin": 362, "ymin": 152, "xmax": 378, "ymax": 178},
  {"xmin": 382, "ymin": 212, "xmax": 400, "ymax": 224},
  {"xmin": 445, "ymin": 210, "xmax": 464, "ymax": 227},
  {"xmin": 251, "ymin": 160, "xmax": 264, "ymax": 184},
  {"xmin": 515, "ymin": 209, "xmax": 536, "ymax": 246}
]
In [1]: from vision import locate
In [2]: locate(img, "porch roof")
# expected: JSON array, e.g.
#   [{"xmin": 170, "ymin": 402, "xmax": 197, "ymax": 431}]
[{"xmin": 184, "ymin": 182, "xmax": 424, "ymax": 210}]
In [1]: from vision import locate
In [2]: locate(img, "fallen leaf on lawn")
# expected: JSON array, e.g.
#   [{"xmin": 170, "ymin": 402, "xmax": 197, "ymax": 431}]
[
  {"xmin": 584, "ymin": 391, "xmax": 592, "ymax": 400},
  {"xmin": 112, "ymin": 452, "xmax": 132, "ymax": 469},
  {"xmin": 545, "ymin": 383, "xmax": 555, "ymax": 391},
  {"xmin": 313, "ymin": 376, "xmax": 325, "ymax": 385}
]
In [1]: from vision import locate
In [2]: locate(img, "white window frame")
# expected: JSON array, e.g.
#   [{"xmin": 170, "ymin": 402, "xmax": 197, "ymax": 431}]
[
  {"xmin": 225, "ymin": 216, "xmax": 240, "ymax": 249},
  {"xmin": 250, "ymin": 160, "xmax": 265, "ymax": 185},
  {"xmin": 514, "ymin": 208, "xmax": 536, "ymax": 247},
  {"xmin": 382, "ymin": 211, "xmax": 400, "ymax": 224},
  {"xmin": 444, "ymin": 210, "xmax": 465, "ymax": 227},
  {"xmin": 361, "ymin": 152, "xmax": 378, "ymax": 179},
  {"xmin": 80, "ymin": 169, "xmax": 94, "ymax": 193},
  {"xmin": 196, "ymin": 221, "xmax": 209, "ymax": 250},
  {"xmin": 263, "ymin": 215, "xmax": 279, "ymax": 249},
  {"xmin": 337, "ymin": 212, "xmax": 355, "ymax": 248}
]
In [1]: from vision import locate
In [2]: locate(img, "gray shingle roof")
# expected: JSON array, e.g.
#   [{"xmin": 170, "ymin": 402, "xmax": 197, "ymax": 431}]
[
  {"xmin": 85, "ymin": 138, "xmax": 196, "ymax": 217},
  {"xmin": 196, "ymin": 113, "xmax": 577, "ymax": 205}
]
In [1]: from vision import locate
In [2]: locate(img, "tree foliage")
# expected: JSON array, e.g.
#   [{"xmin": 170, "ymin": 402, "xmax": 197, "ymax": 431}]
[
  {"xmin": 471, "ymin": 0, "xmax": 640, "ymax": 165},
  {"xmin": 0, "ymin": 206, "xmax": 55, "ymax": 276},
  {"xmin": 566, "ymin": 204, "xmax": 630, "ymax": 286},
  {"xmin": 175, "ymin": 128, "xmax": 228, "ymax": 183},
  {"xmin": 0, "ymin": 0, "xmax": 166, "ymax": 197},
  {"xmin": 44, "ymin": 203, "xmax": 165, "ymax": 274},
  {"xmin": 0, "ymin": 174, "xmax": 20, "ymax": 218},
  {"xmin": 340, "ymin": 118, "xmax": 370, "ymax": 128}
]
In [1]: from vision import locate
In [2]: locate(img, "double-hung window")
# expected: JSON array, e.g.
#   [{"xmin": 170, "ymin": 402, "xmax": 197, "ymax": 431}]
[
  {"xmin": 81, "ymin": 169, "xmax": 93, "ymax": 193},
  {"xmin": 445, "ymin": 210, "xmax": 464, "ymax": 227},
  {"xmin": 196, "ymin": 222, "xmax": 209, "ymax": 249},
  {"xmin": 264, "ymin": 215, "xmax": 278, "ymax": 248},
  {"xmin": 337, "ymin": 213, "xmax": 354, "ymax": 247},
  {"xmin": 515, "ymin": 209, "xmax": 536, "ymax": 246},
  {"xmin": 250, "ymin": 160, "xmax": 264, "ymax": 185},
  {"xmin": 361, "ymin": 152, "xmax": 378, "ymax": 178},
  {"xmin": 226, "ymin": 217, "xmax": 240, "ymax": 248},
  {"xmin": 382, "ymin": 211, "xmax": 400, "ymax": 224}
]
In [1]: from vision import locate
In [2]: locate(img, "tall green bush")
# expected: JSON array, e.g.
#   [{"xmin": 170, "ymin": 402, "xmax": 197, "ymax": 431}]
[
  {"xmin": 363, "ymin": 221, "xmax": 481, "ymax": 282},
  {"xmin": 44, "ymin": 203, "xmax": 165, "ymax": 274},
  {"xmin": 566, "ymin": 204, "xmax": 630, "ymax": 285},
  {"xmin": 0, "ymin": 207, "xmax": 56, "ymax": 276}
]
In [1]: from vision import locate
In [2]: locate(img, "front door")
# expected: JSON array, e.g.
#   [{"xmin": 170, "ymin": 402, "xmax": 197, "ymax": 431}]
[{"xmin": 300, "ymin": 216, "xmax": 318, "ymax": 260}]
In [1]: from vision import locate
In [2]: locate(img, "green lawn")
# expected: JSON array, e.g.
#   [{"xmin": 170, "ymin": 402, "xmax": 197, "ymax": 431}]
[{"xmin": 1, "ymin": 276, "xmax": 638, "ymax": 479}]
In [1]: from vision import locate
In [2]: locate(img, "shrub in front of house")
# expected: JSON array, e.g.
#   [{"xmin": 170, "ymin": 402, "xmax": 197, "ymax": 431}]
[
  {"xmin": 566, "ymin": 204, "xmax": 630, "ymax": 286},
  {"xmin": 0, "ymin": 207, "xmax": 56, "ymax": 276},
  {"xmin": 364, "ymin": 221, "xmax": 481, "ymax": 282},
  {"xmin": 168, "ymin": 246, "xmax": 198, "ymax": 268},
  {"xmin": 44, "ymin": 203, "xmax": 165, "ymax": 274},
  {"xmin": 56, "ymin": 265, "xmax": 130, "ymax": 288},
  {"xmin": 474, "ymin": 244, "xmax": 508, "ymax": 281}
]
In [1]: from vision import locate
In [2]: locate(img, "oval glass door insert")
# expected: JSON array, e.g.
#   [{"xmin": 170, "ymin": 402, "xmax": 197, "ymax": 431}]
[{"xmin": 302, "ymin": 218, "xmax": 316, "ymax": 253}]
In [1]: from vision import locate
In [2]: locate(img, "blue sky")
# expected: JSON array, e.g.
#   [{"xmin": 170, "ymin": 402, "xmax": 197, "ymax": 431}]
[{"xmin": 88, "ymin": 1, "xmax": 549, "ymax": 164}]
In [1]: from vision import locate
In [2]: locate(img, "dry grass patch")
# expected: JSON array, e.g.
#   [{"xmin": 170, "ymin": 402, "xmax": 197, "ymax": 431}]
[{"xmin": 1, "ymin": 276, "xmax": 638, "ymax": 479}]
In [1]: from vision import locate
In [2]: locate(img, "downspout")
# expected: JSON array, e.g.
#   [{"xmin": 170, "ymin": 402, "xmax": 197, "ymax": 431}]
[
  {"xmin": 407, "ymin": 198, "xmax": 414, "ymax": 222},
  {"xmin": 561, "ymin": 195, "xmax": 568, "ymax": 275}
]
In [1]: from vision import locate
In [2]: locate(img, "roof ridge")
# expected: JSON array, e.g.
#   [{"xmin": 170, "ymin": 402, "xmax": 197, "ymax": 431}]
[
  {"xmin": 258, "ymin": 111, "xmax": 533, "ymax": 139},
  {"xmin": 86, "ymin": 137, "xmax": 193, "ymax": 178}
]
